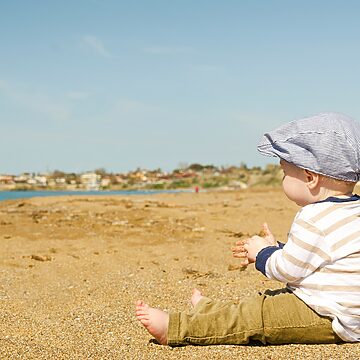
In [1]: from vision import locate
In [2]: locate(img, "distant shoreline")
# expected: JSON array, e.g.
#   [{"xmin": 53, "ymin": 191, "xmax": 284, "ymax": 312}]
[{"xmin": 0, "ymin": 189, "xmax": 193, "ymax": 202}]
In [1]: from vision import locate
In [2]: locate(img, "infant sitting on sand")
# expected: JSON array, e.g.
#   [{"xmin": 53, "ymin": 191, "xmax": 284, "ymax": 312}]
[{"xmin": 136, "ymin": 112, "xmax": 360, "ymax": 345}]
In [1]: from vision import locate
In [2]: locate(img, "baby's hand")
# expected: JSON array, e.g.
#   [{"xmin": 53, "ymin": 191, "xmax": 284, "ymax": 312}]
[
  {"xmin": 260, "ymin": 222, "xmax": 277, "ymax": 246},
  {"xmin": 232, "ymin": 223, "xmax": 276, "ymax": 266},
  {"xmin": 243, "ymin": 235, "xmax": 272, "ymax": 263},
  {"xmin": 232, "ymin": 238, "xmax": 250, "ymax": 266}
]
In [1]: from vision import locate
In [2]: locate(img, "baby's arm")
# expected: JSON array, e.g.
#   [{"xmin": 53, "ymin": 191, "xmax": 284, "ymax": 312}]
[{"xmin": 257, "ymin": 218, "xmax": 329, "ymax": 283}]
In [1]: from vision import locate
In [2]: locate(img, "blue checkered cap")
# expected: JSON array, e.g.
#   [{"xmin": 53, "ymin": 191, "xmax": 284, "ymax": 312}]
[{"xmin": 257, "ymin": 112, "xmax": 360, "ymax": 182}]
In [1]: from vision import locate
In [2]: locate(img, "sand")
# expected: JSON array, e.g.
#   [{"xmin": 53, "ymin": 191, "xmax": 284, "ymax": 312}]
[{"xmin": 0, "ymin": 188, "xmax": 359, "ymax": 359}]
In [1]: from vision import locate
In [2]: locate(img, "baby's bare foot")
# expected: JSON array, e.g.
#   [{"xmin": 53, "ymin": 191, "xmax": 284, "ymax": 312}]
[
  {"xmin": 191, "ymin": 288, "xmax": 204, "ymax": 307},
  {"xmin": 135, "ymin": 300, "xmax": 169, "ymax": 345}
]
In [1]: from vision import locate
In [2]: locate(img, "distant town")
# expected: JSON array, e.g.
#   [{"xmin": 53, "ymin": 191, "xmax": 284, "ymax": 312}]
[{"xmin": 0, "ymin": 163, "xmax": 283, "ymax": 191}]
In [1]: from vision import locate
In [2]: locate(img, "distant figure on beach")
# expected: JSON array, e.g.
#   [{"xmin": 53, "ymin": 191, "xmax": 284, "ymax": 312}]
[
  {"xmin": 195, "ymin": 186, "xmax": 199, "ymax": 193},
  {"xmin": 136, "ymin": 112, "xmax": 360, "ymax": 346}
]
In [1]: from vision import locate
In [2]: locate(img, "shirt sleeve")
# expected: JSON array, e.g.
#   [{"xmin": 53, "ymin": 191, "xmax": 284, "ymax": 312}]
[
  {"xmin": 258, "ymin": 216, "xmax": 331, "ymax": 284},
  {"xmin": 255, "ymin": 246, "xmax": 281, "ymax": 275}
]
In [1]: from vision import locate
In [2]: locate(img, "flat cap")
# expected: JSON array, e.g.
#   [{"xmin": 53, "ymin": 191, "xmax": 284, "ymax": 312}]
[{"xmin": 257, "ymin": 112, "xmax": 360, "ymax": 182}]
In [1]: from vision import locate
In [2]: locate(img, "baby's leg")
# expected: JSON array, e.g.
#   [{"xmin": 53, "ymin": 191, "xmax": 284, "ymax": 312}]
[
  {"xmin": 136, "ymin": 288, "xmax": 341, "ymax": 346},
  {"xmin": 136, "ymin": 288, "xmax": 265, "ymax": 346},
  {"xmin": 168, "ymin": 289, "xmax": 341, "ymax": 346},
  {"xmin": 167, "ymin": 290, "xmax": 265, "ymax": 345},
  {"xmin": 262, "ymin": 289, "xmax": 341, "ymax": 344}
]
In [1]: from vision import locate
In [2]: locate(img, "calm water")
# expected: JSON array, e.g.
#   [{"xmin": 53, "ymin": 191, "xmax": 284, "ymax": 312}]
[{"xmin": 0, "ymin": 189, "xmax": 190, "ymax": 202}]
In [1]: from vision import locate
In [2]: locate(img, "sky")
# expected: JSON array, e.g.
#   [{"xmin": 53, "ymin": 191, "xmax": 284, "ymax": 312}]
[{"xmin": 1, "ymin": 0, "xmax": 360, "ymax": 174}]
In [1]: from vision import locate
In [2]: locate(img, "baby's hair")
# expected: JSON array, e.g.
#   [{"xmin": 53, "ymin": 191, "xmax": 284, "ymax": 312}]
[{"xmin": 319, "ymin": 174, "xmax": 356, "ymax": 193}]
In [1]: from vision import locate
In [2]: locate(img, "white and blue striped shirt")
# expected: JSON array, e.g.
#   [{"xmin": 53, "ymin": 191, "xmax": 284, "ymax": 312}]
[{"xmin": 257, "ymin": 195, "xmax": 360, "ymax": 342}]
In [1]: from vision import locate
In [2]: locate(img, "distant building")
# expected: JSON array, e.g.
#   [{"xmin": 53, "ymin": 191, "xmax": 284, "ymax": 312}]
[
  {"xmin": 80, "ymin": 172, "xmax": 101, "ymax": 190},
  {"xmin": 34, "ymin": 175, "xmax": 47, "ymax": 186},
  {"xmin": 101, "ymin": 177, "xmax": 111, "ymax": 188},
  {"xmin": 14, "ymin": 174, "xmax": 31, "ymax": 183},
  {"xmin": 0, "ymin": 175, "xmax": 15, "ymax": 185},
  {"xmin": 113, "ymin": 175, "xmax": 128, "ymax": 184},
  {"xmin": 55, "ymin": 177, "xmax": 66, "ymax": 185}
]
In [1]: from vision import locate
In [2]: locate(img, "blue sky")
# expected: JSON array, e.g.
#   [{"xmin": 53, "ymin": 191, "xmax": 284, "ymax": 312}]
[{"xmin": 1, "ymin": 0, "xmax": 360, "ymax": 174}]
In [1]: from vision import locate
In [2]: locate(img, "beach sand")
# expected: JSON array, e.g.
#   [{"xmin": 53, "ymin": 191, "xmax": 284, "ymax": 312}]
[{"xmin": 0, "ymin": 189, "xmax": 359, "ymax": 359}]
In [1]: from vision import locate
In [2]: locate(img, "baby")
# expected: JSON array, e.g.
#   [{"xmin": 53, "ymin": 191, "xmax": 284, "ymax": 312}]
[{"xmin": 136, "ymin": 112, "xmax": 360, "ymax": 345}]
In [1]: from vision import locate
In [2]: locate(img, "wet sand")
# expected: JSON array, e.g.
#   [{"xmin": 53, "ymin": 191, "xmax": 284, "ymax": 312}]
[{"xmin": 0, "ymin": 189, "xmax": 359, "ymax": 359}]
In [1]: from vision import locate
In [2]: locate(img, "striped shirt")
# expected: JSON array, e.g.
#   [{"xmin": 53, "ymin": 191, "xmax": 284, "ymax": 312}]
[{"xmin": 257, "ymin": 195, "xmax": 360, "ymax": 342}]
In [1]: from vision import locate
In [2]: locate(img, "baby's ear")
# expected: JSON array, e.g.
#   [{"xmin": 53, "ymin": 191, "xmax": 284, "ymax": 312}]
[{"xmin": 304, "ymin": 169, "xmax": 320, "ymax": 189}]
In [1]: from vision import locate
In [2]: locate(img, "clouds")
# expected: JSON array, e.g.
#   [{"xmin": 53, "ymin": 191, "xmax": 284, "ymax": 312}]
[
  {"xmin": 82, "ymin": 35, "xmax": 193, "ymax": 59},
  {"xmin": 112, "ymin": 98, "xmax": 158, "ymax": 114},
  {"xmin": 0, "ymin": 79, "xmax": 91, "ymax": 125},
  {"xmin": 0, "ymin": 80, "xmax": 70, "ymax": 121},
  {"xmin": 143, "ymin": 46, "xmax": 193, "ymax": 55},
  {"xmin": 81, "ymin": 30, "xmax": 195, "ymax": 58},
  {"xmin": 82, "ymin": 35, "xmax": 112, "ymax": 58}
]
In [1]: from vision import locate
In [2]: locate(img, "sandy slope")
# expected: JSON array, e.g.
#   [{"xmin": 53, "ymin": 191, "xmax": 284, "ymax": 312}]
[{"xmin": 0, "ymin": 189, "xmax": 358, "ymax": 359}]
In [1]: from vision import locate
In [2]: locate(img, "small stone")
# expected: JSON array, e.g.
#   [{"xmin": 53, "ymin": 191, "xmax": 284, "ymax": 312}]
[
  {"xmin": 111, "ymin": 220, "xmax": 128, "ymax": 226},
  {"xmin": 182, "ymin": 267, "xmax": 199, "ymax": 275},
  {"xmin": 192, "ymin": 227, "xmax": 205, "ymax": 232},
  {"xmin": 31, "ymin": 254, "xmax": 52, "ymax": 262},
  {"xmin": 228, "ymin": 264, "xmax": 242, "ymax": 271}
]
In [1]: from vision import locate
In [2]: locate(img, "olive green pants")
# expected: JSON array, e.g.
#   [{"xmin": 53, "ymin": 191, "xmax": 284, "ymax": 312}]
[{"xmin": 167, "ymin": 288, "xmax": 342, "ymax": 345}]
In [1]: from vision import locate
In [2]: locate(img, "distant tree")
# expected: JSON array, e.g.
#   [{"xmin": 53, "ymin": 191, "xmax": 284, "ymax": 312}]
[
  {"xmin": 94, "ymin": 168, "xmax": 107, "ymax": 177},
  {"xmin": 203, "ymin": 164, "xmax": 217, "ymax": 170},
  {"xmin": 51, "ymin": 170, "xmax": 65, "ymax": 179},
  {"xmin": 263, "ymin": 164, "xmax": 281, "ymax": 174},
  {"xmin": 239, "ymin": 162, "xmax": 248, "ymax": 170},
  {"xmin": 188, "ymin": 163, "xmax": 204, "ymax": 171},
  {"xmin": 110, "ymin": 174, "xmax": 119, "ymax": 185},
  {"xmin": 66, "ymin": 172, "xmax": 80, "ymax": 184},
  {"xmin": 251, "ymin": 166, "xmax": 262, "ymax": 171}
]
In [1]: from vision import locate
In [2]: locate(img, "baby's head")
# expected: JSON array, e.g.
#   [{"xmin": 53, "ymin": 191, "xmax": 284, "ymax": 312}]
[{"xmin": 258, "ymin": 112, "xmax": 360, "ymax": 206}]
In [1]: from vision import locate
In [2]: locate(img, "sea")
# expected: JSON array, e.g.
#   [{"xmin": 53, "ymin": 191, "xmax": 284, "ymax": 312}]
[{"xmin": 0, "ymin": 189, "xmax": 190, "ymax": 202}]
